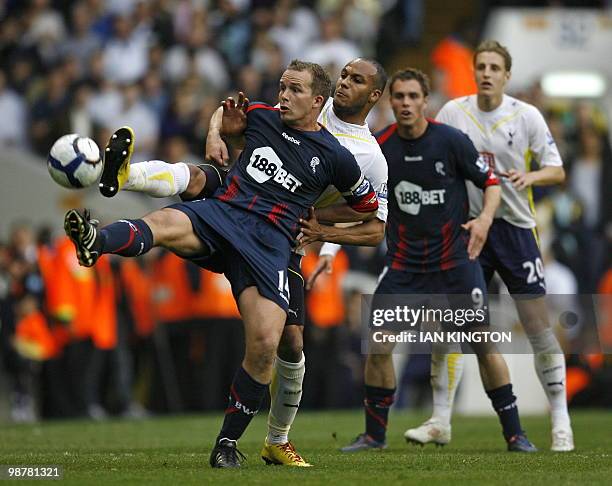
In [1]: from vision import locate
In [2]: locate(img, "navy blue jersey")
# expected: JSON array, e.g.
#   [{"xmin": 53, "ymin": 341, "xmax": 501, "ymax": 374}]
[
  {"xmin": 212, "ymin": 102, "xmax": 377, "ymax": 242},
  {"xmin": 376, "ymin": 120, "xmax": 498, "ymax": 273}
]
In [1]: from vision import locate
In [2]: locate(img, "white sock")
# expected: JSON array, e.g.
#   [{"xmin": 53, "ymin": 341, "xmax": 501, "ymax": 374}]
[
  {"xmin": 267, "ymin": 353, "xmax": 305, "ymax": 445},
  {"xmin": 527, "ymin": 328, "xmax": 571, "ymax": 430},
  {"xmin": 124, "ymin": 161, "xmax": 190, "ymax": 197},
  {"xmin": 430, "ymin": 343, "xmax": 464, "ymax": 426}
]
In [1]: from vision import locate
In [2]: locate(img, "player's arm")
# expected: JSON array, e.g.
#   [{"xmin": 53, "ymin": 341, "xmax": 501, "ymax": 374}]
[
  {"xmin": 504, "ymin": 165, "xmax": 565, "ymax": 190},
  {"xmin": 315, "ymin": 203, "xmax": 378, "ymax": 223},
  {"xmin": 462, "ymin": 184, "xmax": 500, "ymax": 260},
  {"xmin": 206, "ymin": 106, "xmax": 229, "ymax": 165},
  {"xmin": 455, "ymin": 131, "xmax": 501, "ymax": 259},
  {"xmin": 299, "ymin": 211, "xmax": 385, "ymax": 289},
  {"xmin": 299, "ymin": 208, "xmax": 385, "ymax": 247},
  {"xmin": 503, "ymin": 107, "xmax": 565, "ymax": 190},
  {"xmin": 205, "ymin": 92, "xmax": 249, "ymax": 165}
]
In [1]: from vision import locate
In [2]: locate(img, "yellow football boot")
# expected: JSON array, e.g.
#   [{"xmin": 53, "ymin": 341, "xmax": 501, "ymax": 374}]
[
  {"xmin": 99, "ymin": 126, "xmax": 135, "ymax": 197},
  {"xmin": 260, "ymin": 440, "xmax": 312, "ymax": 467}
]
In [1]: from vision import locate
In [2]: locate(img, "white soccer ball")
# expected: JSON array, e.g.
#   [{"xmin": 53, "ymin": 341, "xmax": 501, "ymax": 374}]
[{"xmin": 47, "ymin": 134, "xmax": 103, "ymax": 189}]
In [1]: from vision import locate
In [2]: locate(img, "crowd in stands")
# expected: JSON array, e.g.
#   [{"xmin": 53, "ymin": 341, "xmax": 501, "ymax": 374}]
[{"xmin": 1, "ymin": 0, "xmax": 611, "ymax": 421}]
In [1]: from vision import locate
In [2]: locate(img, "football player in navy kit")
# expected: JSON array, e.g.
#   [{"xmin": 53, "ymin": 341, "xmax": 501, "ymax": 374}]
[
  {"xmin": 301, "ymin": 68, "xmax": 536, "ymax": 453},
  {"xmin": 96, "ymin": 58, "xmax": 389, "ymax": 467},
  {"xmin": 62, "ymin": 60, "xmax": 378, "ymax": 468}
]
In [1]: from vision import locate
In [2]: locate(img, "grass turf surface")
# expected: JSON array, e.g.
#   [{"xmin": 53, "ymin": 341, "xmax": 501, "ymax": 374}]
[{"xmin": 1, "ymin": 410, "xmax": 610, "ymax": 485}]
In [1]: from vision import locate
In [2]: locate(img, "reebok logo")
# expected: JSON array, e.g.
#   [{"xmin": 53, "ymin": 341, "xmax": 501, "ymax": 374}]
[{"xmin": 282, "ymin": 132, "xmax": 301, "ymax": 145}]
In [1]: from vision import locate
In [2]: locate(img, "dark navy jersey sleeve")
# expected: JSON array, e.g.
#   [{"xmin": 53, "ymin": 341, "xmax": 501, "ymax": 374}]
[
  {"xmin": 332, "ymin": 145, "xmax": 378, "ymax": 213},
  {"xmin": 452, "ymin": 129, "xmax": 499, "ymax": 189}
]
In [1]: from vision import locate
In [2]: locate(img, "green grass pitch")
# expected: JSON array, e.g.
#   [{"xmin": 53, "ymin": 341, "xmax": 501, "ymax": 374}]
[{"xmin": 1, "ymin": 410, "xmax": 610, "ymax": 485}]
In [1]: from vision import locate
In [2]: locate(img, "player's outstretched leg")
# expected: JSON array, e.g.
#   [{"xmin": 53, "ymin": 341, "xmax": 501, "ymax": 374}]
[
  {"xmin": 64, "ymin": 209, "xmax": 101, "ymax": 267},
  {"xmin": 64, "ymin": 206, "xmax": 205, "ymax": 267},
  {"xmin": 99, "ymin": 126, "xmax": 135, "ymax": 197},
  {"xmin": 100, "ymin": 125, "xmax": 222, "ymax": 200},
  {"xmin": 404, "ymin": 344, "xmax": 463, "ymax": 446},
  {"xmin": 64, "ymin": 209, "xmax": 154, "ymax": 266}
]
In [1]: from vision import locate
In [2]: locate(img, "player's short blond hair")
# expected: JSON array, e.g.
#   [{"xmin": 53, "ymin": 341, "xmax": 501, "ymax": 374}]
[{"xmin": 473, "ymin": 40, "xmax": 512, "ymax": 72}]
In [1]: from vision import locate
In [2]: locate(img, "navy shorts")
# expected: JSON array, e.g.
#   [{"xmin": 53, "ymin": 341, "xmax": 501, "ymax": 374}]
[
  {"xmin": 479, "ymin": 219, "xmax": 545, "ymax": 297},
  {"xmin": 376, "ymin": 260, "xmax": 487, "ymax": 295},
  {"xmin": 171, "ymin": 199, "xmax": 292, "ymax": 312},
  {"xmin": 373, "ymin": 260, "xmax": 489, "ymax": 331}
]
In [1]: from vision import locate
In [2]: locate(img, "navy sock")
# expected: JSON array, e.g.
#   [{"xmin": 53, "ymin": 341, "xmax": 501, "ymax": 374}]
[
  {"xmin": 364, "ymin": 385, "xmax": 395, "ymax": 443},
  {"xmin": 486, "ymin": 384, "xmax": 523, "ymax": 440},
  {"xmin": 100, "ymin": 219, "xmax": 153, "ymax": 257},
  {"xmin": 217, "ymin": 367, "xmax": 268, "ymax": 443}
]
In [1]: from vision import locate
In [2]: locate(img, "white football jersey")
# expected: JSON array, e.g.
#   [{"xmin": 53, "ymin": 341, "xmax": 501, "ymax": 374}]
[
  {"xmin": 316, "ymin": 97, "xmax": 388, "ymax": 222},
  {"xmin": 316, "ymin": 97, "xmax": 389, "ymax": 258},
  {"xmin": 436, "ymin": 94, "xmax": 563, "ymax": 228}
]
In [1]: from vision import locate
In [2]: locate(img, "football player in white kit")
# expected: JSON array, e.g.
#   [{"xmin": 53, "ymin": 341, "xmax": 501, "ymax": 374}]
[{"xmin": 405, "ymin": 40, "xmax": 573, "ymax": 452}]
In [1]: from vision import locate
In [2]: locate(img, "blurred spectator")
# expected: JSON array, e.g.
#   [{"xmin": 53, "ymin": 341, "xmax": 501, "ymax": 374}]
[
  {"xmin": 569, "ymin": 124, "xmax": 611, "ymax": 290},
  {"xmin": 160, "ymin": 87, "xmax": 197, "ymax": 144},
  {"xmin": 1, "ymin": 223, "xmax": 43, "ymax": 423},
  {"xmin": 430, "ymin": 19, "xmax": 478, "ymax": 100},
  {"xmin": 162, "ymin": 135, "xmax": 199, "ymax": 165},
  {"xmin": 570, "ymin": 125, "xmax": 606, "ymax": 230},
  {"xmin": 302, "ymin": 245, "xmax": 351, "ymax": 408},
  {"xmin": 375, "ymin": 0, "xmax": 423, "ymax": 64},
  {"xmin": 269, "ymin": 0, "xmax": 319, "ymax": 63},
  {"xmin": 111, "ymin": 83, "xmax": 160, "ymax": 161},
  {"xmin": 212, "ymin": 0, "xmax": 252, "ymax": 70},
  {"xmin": 60, "ymin": 1, "xmax": 102, "ymax": 72},
  {"xmin": 142, "ymin": 70, "xmax": 169, "ymax": 118},
  {"xmin": 29, "ymin": 67, "xmax": 71, "ymax": 155},
  {"xmin": 87, "ymin": 77, "xmax": 122, "ymax": 127},
  {"xmin": 22, "ymin": 0, "xmax": 67, "ymax": 67},
  {"xmin": 9, "ymin": 54, "xmax": 40, "ymax": 101},
  {"xmin": 0, "ymin": 70, "xmax": 27, "ymax": 148},
  {"xmin": 162, "ymin": 16, "xmax": 229, "ymax": 91},
  {"xmin": 69, "ymin": 83, "xmax": 94, "ymax": 138},
  {"xmin": 324, "ymin": 0, "xmax": 382, "ymax": 54},
  {"xmin": 303, "ymin": 15, "xmax": 361, "ymax": 78},
  {"xmin": 102, "ymin": 13, "xmax": 150, "ymax": 84}
]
